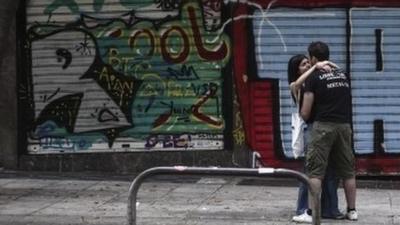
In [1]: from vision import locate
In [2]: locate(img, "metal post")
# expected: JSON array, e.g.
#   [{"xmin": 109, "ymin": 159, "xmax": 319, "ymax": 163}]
[
  {"xmin": 127, "ymin": 166, "xmax": 320, "ymax": 225},
  {"xmin": 251, "ymin": 151, "xmax": 261, "ymax": 168}
]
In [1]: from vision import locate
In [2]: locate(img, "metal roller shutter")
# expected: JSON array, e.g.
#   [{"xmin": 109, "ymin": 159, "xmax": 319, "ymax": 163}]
[
  {"xmin": 23, "ymin": 0, "xmax": 229, "ymax": 153},
  {"xmin": 252, "ymin": 7, "xmax": 347, "ymax": 157},
  {"xmin": 351, "ymin": 8, "xmax": 400, "ymax": 154}
]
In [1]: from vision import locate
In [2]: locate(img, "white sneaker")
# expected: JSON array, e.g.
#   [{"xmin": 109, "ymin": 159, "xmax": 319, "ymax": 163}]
[
  {"xmin": 346, "ymin": 210, "xmax": 358, "ymax": 221},
  {"xmin": 292, "ymin": 210, "xmax": 312, "ymax": 223}
]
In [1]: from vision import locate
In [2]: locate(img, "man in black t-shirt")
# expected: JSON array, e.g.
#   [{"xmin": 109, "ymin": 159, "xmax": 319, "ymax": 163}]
[
  {"xmin": 303, "ymin": 67, "xmax": 351, "ymax": 123},
  {"xmin": 300, "ymin": 41, "xmax": 357, "ymax": 222}
]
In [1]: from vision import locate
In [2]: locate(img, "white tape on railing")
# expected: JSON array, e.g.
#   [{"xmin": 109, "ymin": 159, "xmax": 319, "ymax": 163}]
[{"xmin": 258, "ymin": 168, "xmax": 275, "ymax": 174}]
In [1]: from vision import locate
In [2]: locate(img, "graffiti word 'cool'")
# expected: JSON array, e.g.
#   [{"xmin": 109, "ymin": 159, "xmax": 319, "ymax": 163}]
[{"xmin": 107, "ymin": 4, "xmax": 229, "ymax": 66}]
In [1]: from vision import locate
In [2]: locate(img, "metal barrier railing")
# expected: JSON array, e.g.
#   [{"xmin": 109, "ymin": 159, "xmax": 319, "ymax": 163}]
[{"xmin": 127, "ymin": 166, "xmax": 320, "ymax": 225}]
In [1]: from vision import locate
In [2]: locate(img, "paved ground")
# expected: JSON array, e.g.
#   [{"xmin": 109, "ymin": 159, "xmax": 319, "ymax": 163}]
[{"xmin": 0, "ymin": 170, "xmax": 399, "ymax": 225}]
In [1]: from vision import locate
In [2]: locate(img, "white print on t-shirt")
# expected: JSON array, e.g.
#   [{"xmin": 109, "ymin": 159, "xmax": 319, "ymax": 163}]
[
  {"xmin": 318, "ymin": 72, "xmax": 347, "ymax": 81},
  {"xmin": 327, "ymin": 81, "xmax": 349, "ymax": 88},
  {"xmin": 318, "ymin": 71, "xmax": 349, "ymax": 89}
]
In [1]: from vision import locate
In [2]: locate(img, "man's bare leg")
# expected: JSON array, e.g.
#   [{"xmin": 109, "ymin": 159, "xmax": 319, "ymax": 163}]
[
  {"xmin": 343, "ymin": 177, "xmax": 356, "ymax": 209},
  {"xmin": 308, "ymin": 177, "xmax": 322, "ymax": 216}
]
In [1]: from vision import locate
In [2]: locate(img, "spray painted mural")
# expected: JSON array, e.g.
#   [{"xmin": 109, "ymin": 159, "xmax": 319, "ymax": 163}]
[
  {"xmin": 23, "ymin": 0, "xmax": 230, "ymax": 153},
  {"xmin": 232, "ymin": 0, "xmax": 400, "ymax": 174},
  {"xmin": 21, "ymin": 0, "xmax": 400, "ymax": 174}
]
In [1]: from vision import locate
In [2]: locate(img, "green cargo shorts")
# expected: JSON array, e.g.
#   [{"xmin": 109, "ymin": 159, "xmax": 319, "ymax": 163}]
[{"xmin": 306, "ymin": 121, "xmax": 355, "ymax": 179}]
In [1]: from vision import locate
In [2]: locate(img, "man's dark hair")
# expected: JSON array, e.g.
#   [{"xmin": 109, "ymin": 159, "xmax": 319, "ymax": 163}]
[{"xmin": 308, "ymin": 41, "xmax": 329, "ymax": 61}]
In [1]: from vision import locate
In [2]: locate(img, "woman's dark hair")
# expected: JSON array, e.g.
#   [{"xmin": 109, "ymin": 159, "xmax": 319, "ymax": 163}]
[
  {"xmin": 287, "ymin": 54, "xmax": 307, "ymax": 102},
  {"xmin": 288, "ymin": 54, "xmax": 307, "ymax": 84}
]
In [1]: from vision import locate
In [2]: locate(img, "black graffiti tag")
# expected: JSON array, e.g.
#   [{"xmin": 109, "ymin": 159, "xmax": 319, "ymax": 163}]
[{"xmin": 56, "ymin": 48, "xmax": 72, "ymax": 69}]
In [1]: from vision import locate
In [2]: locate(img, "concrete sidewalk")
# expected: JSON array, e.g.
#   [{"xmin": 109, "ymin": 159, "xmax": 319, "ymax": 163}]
[{"xmin": 0, "ymin": 171, "xmax": 399, "ymax": 225}]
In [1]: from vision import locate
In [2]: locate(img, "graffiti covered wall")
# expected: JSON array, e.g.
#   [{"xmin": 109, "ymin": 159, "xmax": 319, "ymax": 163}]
[
  {"xmin": 22, "ymin": 0, "xmax": 230, "ymax": 153},
  {"xmin": 350, "ymin": 8, "xmax": 400, "ymax": 154},
  {"xmin": 252, "ymin": 7, "xmax": 347, "ymax": 158},
  {"xmin": 19, "ymin": 0, "xmax": 400, "ymax": 174},
  {"xmin": 233, "ymin": 0, "xmax": 400, "ymax": 174}
]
